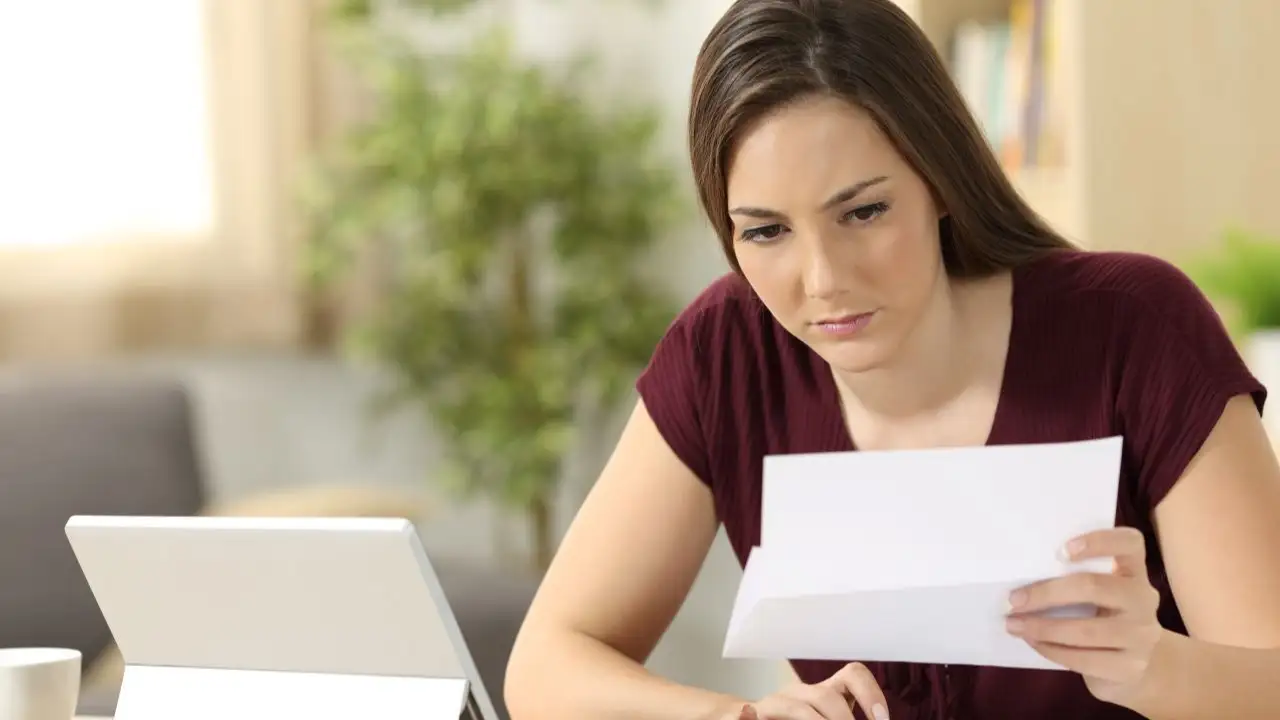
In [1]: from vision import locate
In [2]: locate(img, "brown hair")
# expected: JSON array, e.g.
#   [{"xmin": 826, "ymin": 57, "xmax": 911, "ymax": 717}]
[{"xmin": 688, "ymin": 0, "xmax": 1074, "ymax": 275}]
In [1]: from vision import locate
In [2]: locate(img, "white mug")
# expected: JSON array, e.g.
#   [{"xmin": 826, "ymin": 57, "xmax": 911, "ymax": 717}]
[{"xmin": 0, "ymin": 648, "xmax": 82, "ymax": 720}]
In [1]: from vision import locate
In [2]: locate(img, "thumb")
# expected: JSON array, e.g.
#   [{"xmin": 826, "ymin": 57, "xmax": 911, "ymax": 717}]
[{"xmin": 739, "ymin": 704, "xmax": 760, "ymax": 720}]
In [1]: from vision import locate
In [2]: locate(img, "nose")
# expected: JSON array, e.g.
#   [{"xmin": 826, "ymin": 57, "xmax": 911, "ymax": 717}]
[{"xmin": 803, "ymin": 237, "xmax": 844, "ymax": 300}]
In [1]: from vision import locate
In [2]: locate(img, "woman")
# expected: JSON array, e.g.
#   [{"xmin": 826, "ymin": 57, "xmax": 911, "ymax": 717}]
[{"xmin": 504, "ymin": 0, "xmax": 1280, "ymax": 718}]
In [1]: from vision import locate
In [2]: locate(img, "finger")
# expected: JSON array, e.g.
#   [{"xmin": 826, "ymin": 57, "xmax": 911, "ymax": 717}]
[
  {"xmin": 823, "ymin": 662, "xmax": 890, "ymax": 720},
  {"xmin": 1009, "ymin": 572, "xmax": 1132, "ymax": 613},
  {"xmin": 1063, "ymin": 527, "xmax": 1147, "ymax": 575},
  {"xmin": 787, "ymin": 684, "xmax": 854, "ymax": 720},
  {"xmin": 1006, "ymin": 613, "xmax": 1135, "ymax": 650},
  {"xmin": 1025, "ymin": 641, "xmax": 1148, "ymax": 682}
]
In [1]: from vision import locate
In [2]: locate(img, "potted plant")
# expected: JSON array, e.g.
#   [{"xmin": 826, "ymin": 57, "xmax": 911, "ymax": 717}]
[
  {"xmin": 298, "ymin": 0, "xmax": 685, "ymax": 572},
  {"xmin": 1185, "ymin": 228, "xmax": 1280, "ymax": 439}
]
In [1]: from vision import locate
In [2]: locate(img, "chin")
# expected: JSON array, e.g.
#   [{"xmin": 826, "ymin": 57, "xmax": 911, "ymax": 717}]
[{"xmin": 813, "ymin": 338, "xmax": 895, "ymax": 375}]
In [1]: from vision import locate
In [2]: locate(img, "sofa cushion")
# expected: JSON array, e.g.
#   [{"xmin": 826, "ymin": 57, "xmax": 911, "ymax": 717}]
[{"xmin": 0, "ymin": 374, "xmax": 205, "ymax": 663}]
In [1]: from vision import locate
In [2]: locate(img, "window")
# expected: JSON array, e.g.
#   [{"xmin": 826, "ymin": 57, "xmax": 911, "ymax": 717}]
[
  {"xmin": 0, "ymin": 0, "xmax": 216, "ymax": 247},
  {"xmin": 0, "ymin": 0, "xmax": 319, "ymax": 358}
]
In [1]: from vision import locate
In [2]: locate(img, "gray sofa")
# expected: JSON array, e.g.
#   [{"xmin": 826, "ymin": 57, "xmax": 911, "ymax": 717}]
[{"xmin": 0, "ymin": 372, "xmax": 534, "ymax": 719}]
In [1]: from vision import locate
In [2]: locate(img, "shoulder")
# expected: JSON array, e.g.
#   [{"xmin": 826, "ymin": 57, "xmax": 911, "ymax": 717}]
[
  {"xmin": 663, "ymin": 271, "xmax": 771, "ymax": 347},
  {"xmin": 1020, "ymin": 248, "xmax": 1257, "ymax": 401},
  {"xmin": 645, "ymin": 271, "xmax": 789, "ymax": 384},
  {"xmin": 1023, "ymin": 251, "xmax": 1266, "ymax": 510},
  {"xmin": 1024, "ymin": 249, "xmax": 1210, "ymax": 316},
  {"xmin": 1020, "ymin": 249, "xmax": 1225, "ymax": 346},
  {"xmin": 636, "ymin": 272, "xmax": 820, "ymax": 488},
  {"xmin": 635, "ymin": 273, "xmax": 775, "ymax": 486}
]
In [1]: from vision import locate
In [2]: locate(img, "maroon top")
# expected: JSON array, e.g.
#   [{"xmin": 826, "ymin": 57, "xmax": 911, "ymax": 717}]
[{"xmin": 636, "ymin": 249, "xmax": 1267, "ymax": 720}]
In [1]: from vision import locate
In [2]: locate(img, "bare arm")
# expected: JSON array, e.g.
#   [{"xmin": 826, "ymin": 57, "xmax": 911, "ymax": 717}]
[
  {"xmin": 1130, "ymin": 395, "xmax": 1280, "ymax": 719},
  {"xmin": 504, "ymin": 399, "xmax": 745, "ymax": 720}
]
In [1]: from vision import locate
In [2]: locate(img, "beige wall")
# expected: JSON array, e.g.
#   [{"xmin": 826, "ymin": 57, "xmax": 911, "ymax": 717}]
[{"xmin": 1076, "ymin": 0, "xmax": 1280, "ymax": 258}]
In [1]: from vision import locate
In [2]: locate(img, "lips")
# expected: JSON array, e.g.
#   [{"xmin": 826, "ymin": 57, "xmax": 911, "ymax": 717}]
[
  {"xmin": 812, "ymin": 311, "xmax": 876, "ymax": 337},
  {"xmin": 815, "ymin": 312, "xmax": 873, "ymax": 326}
]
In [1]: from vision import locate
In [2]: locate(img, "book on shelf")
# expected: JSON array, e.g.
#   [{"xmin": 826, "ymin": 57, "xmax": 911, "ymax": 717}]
[{"xmin": 948, "ymin": 0, "xmax": 1066, "ymax": 172}]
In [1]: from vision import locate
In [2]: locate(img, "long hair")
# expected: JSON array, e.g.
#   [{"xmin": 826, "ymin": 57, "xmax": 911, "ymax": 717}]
[{"xmin": 688, "ymin": 0, "xmax": 1074, "ymax": 275}]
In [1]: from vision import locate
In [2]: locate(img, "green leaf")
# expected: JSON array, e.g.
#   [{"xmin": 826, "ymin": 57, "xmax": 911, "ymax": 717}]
[
  {"xmin": 1184, "ymin": 228, "xmax": 1280, "ymax": 336},
  {"xmin": 298, "ymin": 0, "xmax": 689, "ymax": 546}
]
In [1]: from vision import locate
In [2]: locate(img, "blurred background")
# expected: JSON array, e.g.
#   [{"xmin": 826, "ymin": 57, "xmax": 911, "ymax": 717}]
[{"xmin": 0, "ymin": 0, "xmax": 1277, "ymax": 717}]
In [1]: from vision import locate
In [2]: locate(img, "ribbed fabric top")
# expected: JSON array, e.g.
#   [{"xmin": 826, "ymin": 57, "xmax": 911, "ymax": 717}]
[{"xmin": 636, "ymin": 248, "xmax": 1266, "ymax": 720}]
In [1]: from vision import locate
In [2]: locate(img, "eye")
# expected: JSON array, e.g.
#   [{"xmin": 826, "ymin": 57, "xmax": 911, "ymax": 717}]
[
  {"xmin": 739, "ymin": 223, "xmax": 786, "ymax": 243},
  {"xmin": 844, "ymin": 201, "xmax": 890, "ymax": 224}
]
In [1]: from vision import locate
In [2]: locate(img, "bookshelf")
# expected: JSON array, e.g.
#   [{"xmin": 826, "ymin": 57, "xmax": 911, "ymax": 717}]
[{"xmin": 895, "ymin": 0, "xmax": 1280, "ymax": 259}]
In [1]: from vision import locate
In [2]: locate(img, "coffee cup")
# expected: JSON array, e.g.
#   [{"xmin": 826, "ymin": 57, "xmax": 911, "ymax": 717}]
[{"xmin": 0, "ymin": 648, "xmax": 82, "ymax": 720}]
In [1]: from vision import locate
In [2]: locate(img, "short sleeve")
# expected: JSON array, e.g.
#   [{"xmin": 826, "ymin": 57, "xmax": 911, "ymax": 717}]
[
  {"xmin": 1114, "ymin": 257, "xmax": 1268, "ymax": 511},
  {"xmin": 636, "ymin": 311, "xmax": 713, "ymax": 488}
]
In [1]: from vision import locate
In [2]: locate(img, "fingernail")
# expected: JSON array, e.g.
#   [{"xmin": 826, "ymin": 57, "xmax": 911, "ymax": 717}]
[
  {"xmin": 1062, "ymin": 538, "xmax": 1086, "ymax": 559},
  {"xmin": 872, "ymin": 703, "xmax": 890, "ymax": 720},
  {"xmin": 1008, "ymin": 589, "xmax": 1028, "ymax": 609},
  {"xmin": 738, "ymin": 704, "xmax": 758, "ymax": 720},
  {"xmin": 1006, "ymin": 617, "xmax": 1026, "ymax": 634}
]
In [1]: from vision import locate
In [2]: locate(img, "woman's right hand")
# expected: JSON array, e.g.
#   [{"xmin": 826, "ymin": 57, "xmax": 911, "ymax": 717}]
[{"xmin": 735, "ymin": 663, "xmax": 891, "ymax": 720}]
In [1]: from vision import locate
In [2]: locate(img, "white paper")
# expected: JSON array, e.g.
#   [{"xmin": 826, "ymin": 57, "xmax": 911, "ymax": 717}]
[{"xmin": 723, "ymin": 436, "xmax": 1123, "ymax": 670}]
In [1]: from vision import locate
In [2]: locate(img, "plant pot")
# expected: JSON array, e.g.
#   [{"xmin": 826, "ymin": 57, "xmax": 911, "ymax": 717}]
[{"xmin": 1246, "ymin": 329, "xmax": 1280, "ymax": 443}]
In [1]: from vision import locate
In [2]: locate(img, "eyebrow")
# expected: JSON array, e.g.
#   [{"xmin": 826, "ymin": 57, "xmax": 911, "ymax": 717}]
[{"xmin": 728, "ymin": 175, "xmax": 890, "ymax": 219}]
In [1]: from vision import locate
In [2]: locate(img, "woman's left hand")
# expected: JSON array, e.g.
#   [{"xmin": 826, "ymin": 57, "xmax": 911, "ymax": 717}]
[{"xmin": 1005, "ymin": 527, "xmax": 1169, "ymax": 707}]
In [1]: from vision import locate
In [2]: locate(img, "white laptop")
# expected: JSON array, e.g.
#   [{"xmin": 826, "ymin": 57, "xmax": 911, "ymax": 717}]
[{"xmin": 64, "ymin": 515, "xmax": 501, "ymax": 720}]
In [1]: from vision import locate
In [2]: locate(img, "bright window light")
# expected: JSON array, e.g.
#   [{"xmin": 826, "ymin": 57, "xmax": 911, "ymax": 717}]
[{"xmin": 0, "ymin": 1, "xmax": 215, "ymax": 247}]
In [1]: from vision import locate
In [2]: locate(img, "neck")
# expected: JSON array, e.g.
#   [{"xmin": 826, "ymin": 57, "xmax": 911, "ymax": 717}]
[{"xmin": 833, "ymin": 274, "xmax": 986, "ymax": 420}]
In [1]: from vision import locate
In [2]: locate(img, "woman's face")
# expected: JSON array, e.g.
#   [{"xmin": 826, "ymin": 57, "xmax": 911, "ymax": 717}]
[{"xmin": 726, "ymin": 94, "xmax": 947, "ymax": 374}]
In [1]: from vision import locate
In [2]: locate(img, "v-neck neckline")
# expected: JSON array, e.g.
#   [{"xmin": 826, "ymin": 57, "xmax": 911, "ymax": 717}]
[{"xmin": 813, "ymin": 264, "xmax": 1026, "ymax": 453}]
